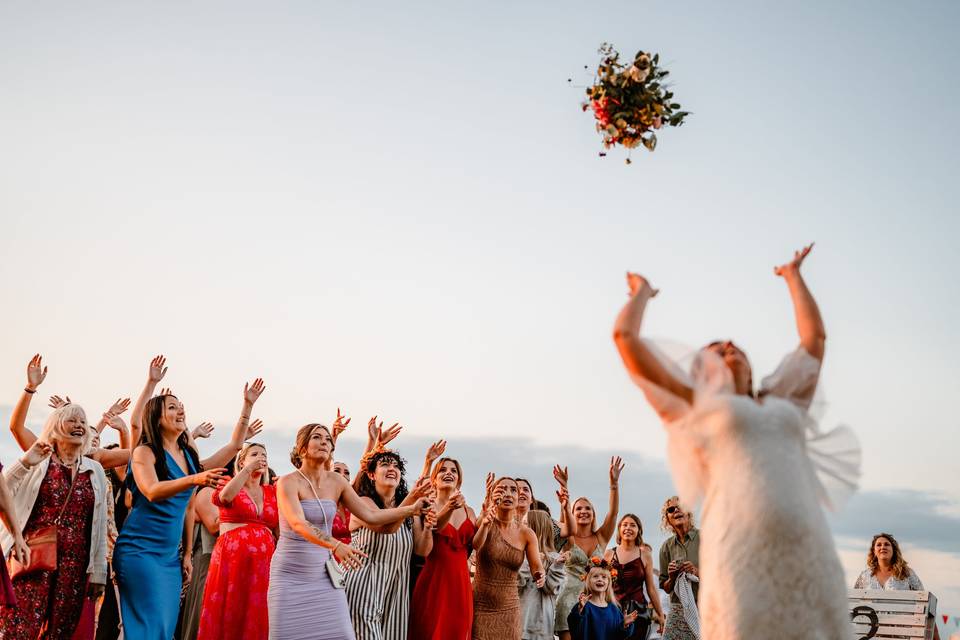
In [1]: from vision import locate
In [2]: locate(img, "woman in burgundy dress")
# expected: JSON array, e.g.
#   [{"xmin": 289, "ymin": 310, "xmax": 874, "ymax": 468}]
[
  {"xmin": 197, "ymin": 443, "xmax": 279, "ymax": 640},
  {"xmin": 409, "ymin": 457, "xmax": 477, "ymax": 640},
  {"xmin": 603, "ymin": 514, "xmax": 664, "ymax": 638}
]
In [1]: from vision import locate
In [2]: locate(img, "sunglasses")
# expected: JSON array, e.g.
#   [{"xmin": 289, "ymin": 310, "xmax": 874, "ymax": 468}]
[{"xmin": 666, "ymin": 506, "xmax": 683, "ymax": 515}]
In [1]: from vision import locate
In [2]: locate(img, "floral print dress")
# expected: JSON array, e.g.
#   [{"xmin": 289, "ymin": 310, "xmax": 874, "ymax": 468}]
[{"xmin": 197, "ymin": 483, "xmax": 279, "ymax": 640}]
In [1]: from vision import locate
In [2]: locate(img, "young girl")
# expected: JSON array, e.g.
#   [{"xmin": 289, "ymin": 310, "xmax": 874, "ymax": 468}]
[
  {"xmin": 567, "ymin": 559, "xmax": 638, "ymax": 640},
  {"xmin": 519, "ymin": 510, "xmax": 566, "ymax": 640}
]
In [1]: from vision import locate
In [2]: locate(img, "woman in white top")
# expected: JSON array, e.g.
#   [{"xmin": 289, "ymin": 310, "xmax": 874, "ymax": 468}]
[
  {"xmin": 612, "ymin": 244, "xmax": 861, "ymax": 640},
  {"xmin": 854, "ymin": 532, "xmax": 925, "ymax": 590}
]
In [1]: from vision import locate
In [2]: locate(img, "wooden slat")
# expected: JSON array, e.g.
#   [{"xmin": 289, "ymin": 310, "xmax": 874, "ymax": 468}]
[
  {"xmin": 851, "ymin": 622, "xmax": 926, "ymax": 637},
  {"xmin": 848, "ymin": 600, "xmax": 927, "ymax": 614},
  {"xmin": 850, "ymin": 588, "xmax": 929, "ymax": 602}
]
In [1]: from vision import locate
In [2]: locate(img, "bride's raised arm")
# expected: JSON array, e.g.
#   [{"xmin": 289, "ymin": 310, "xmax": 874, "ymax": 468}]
[
  {"xmin": 613, "ymin": 273, "xmax": 693, "ymax": 410},
  {"xmin": 774, "ymin": 244, "xmax": 826, "ymax": 362}
]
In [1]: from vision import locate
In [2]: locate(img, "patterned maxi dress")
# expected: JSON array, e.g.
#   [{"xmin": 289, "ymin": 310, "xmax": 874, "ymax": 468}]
[
  {"xmin": 197, "ymin": 484, "xmax": 278, "ymax": 640},
  {"xmin": 0, "ymin": 461, "xmax": 95, "ymax": 639},
  {"xmin": 555, "ymin": 542, "xmax": 603, "ymax": 632},
  {"xmin": 344, "ymin": 523, "xmax": 413, "ymax": 640},
  {"xmin": 472, "ymin": 524, "xmax": 525, "ymax": 640}
]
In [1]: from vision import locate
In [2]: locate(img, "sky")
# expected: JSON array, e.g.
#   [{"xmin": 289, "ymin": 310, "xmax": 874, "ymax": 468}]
[{"xmin": 1, "ymin": 0, "xmax": 958, "ymax": 626}]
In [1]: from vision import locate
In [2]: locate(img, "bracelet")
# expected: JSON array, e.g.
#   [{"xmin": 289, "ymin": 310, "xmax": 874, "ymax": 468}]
[{"xmin": 24, "ymin": 387, "xmax": 36, "ymax": 395}]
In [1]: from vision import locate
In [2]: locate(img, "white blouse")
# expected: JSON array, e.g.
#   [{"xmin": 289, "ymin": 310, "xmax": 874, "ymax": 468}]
[{"xmin": 854, "ymin": 568, "xmax": 924, "ymax": 590}]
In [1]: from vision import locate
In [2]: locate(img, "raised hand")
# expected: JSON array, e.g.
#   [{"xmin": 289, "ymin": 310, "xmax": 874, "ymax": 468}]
[
  {"xmin": 48, "ymin": 395, "xmax": 71, "ymax": 409},
  {"xmin": 106, "ymin": 397, "xmax": 131, "ymax": 416},
  {"xmin": 577, "ymin": 592, "xmax": 589, "ymax": 612},
  {"xmin": 626, "ymin": 272, "xmax": 658, "ymax": 298},
  {"xmin": 332, "ymin": 408, "xmax": 351, "ymax": 441},
  {"xmin": 425, "ymin": 440, "xmax": 446, "ymax": 464},
  {"xmin": 609, "ymin": 456, "xmax": 625, "ymax": 484},
  {"xmin": 245, "ymin": 419, "xmax": 264, "ymax": 441},
  {"xmin": 159, "ymin": 387, "xmax": 173, "ymax": 398},
  {"xmin": 334, "ymin": 542, "xmax": 367, "ymax": 570},
  {"xmin": 26, "ymin": 354, "xmax": 48, "ymax": 391},
  {"xmin": 774, "ymin": 243, "xmax": 814, "ymax": 278},
  {"xmin": 377, "ymin": 423, "xmax": 402, "ymax": 448},
  {"xmin": 624, "ymin": 610, "xmax": 639, "ymax": 628},
  {"xmin": 423, "ymin": 508, "xmax": 438, "ymax": 531},
  {"xmin": 104, "ymin": 412, "xmax": 128, "ymax": 433},
  {"xmin": 192, "ymin": 467, "xmax": 228, "ymax": 489},
  {"xmin": 148, "ymin": 355, "xmax": 168, "ymax": 384},
  {"xmin": 556, "ymin": 487, "xmax": 569, "ymax": 510},
  {"xmin": 191, "ymin": 422, "xmax": 215, "ymax": 439},
  {"xmin": 552, "ymin": 464, "xmax": 569, "ymax": 488},
  {"xmin": 366, "ymin": 416, "xmax": 380, "ymax": 443},
  {"xmin": 408, "ymin": 477, "xmax": 433, "ymax": 503},
  {"xmin": 243, "ymin": 378, "xmax": 266, "ymax": 406},
  {"xmin": 22, "ymin": 440, "xmax": 53, "ymax": 467}
]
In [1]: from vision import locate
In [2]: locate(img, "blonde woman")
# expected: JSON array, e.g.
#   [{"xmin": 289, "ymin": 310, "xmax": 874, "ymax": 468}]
[
  {"xmin": 519, "ymin": 510, "xmax": 566, "ymax": 640},
  {"xmin": 566, "ymin": 558, "xmax": 638, "ymax": 640},
  {"xmin": 198, "ymin": 442, "xmax": 278, "ymax": 639},
  {"xmin": 0, "ymin": 402, "xmax": 110, "ymax": 638}
]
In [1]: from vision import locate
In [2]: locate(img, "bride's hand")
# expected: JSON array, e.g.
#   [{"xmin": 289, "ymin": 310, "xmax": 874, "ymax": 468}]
[
  {"xmin": 774, "ymin": 243, "xmax": 814, "ymax": 278},
  {"xmin": 626, "ymin": 272, "xmax": 658, "ymax": 298}
]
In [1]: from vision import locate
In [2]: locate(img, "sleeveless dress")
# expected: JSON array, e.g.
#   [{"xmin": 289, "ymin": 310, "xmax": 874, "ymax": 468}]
[
  {"xmin": 409, "ymin": 518, "xmax": 476, "ymax": 640},
  {"xmin": 472, "ymin": 524, "xmax": 525, "ymax": 640},
  {"xmin": 114, "ymin": 450, "xmax": 197, "ymax": 640},
  {"xmin": 0, "ymin": 461, "xmax": 95, "ymax": 639},
  {"xmin": 268, "ymin": 498, "xmax": 354, "ymax": 639},
  {"xmin": 555, "ymin": 542, "xmax": 603, "ymax": 632},
  {"xmin": 610, "ymin": 549, "xmax": 650, "ymax": 639},
  {"xmin": 179, "ymin": 522, "xmax": 218, "ymax": 640},
  {"xmin": 345, "ymin": 522, "xmax": 413, "ymax": 640},
  {"xmin": 636, "ymin": 345, "xmax": 860, "ymax": 640},
  {"xmin": 198, "ymin": 484, "xmax": 279, "ymax": 640}
]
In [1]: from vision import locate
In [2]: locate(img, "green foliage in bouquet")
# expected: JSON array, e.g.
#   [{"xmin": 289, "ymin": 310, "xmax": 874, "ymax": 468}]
[{"xmin": 583, "ymin": 43, "xmax": 690, "ymax": 161}]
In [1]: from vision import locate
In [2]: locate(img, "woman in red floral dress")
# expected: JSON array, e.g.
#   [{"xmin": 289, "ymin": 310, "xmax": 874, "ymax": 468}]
[{"xmin": 197, "ymin": 443, "xmax": 279, "ymax": 640}]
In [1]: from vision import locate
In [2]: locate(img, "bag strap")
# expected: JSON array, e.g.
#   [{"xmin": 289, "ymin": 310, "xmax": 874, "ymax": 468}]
[
  {"xmin": 53, "ymin": 457, "xmax": 81, "ymax": 527},
  {"xmin": 295, "ymin": 469, "xmax": 329, "ymax": 532}
]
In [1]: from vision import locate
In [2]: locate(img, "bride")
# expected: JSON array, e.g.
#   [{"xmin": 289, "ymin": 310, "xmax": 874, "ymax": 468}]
[{"xmin": 612, "ymin": 244, "xmax": 860, "ymax": 640}]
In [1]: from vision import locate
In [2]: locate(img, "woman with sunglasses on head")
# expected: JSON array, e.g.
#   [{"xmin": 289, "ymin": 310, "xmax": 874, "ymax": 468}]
[
  {"xmin": 197, "ymin": 442, "xmax": 279, "ymax": 640},
  {"xmin": 113, "ymin": 357, "xmax": 266, "ymax": 640},
  {"xmin": 613, "ymin": 245, "xmax": 860, "ymax": 640},
  {"xmin": 655, "ymin": 498, "xmax": 700, "ymax": 640}
]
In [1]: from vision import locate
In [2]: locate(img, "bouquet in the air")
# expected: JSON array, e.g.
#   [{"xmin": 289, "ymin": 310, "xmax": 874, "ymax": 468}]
[{"xmin": 582, "ymin": 43, "xmax": 689, "ymax": 161}]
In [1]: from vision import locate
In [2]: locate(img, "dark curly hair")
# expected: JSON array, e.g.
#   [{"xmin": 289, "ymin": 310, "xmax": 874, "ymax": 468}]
[{"xmin": 354, "ymin": 450, "xmax": 410, "ymax": 526}]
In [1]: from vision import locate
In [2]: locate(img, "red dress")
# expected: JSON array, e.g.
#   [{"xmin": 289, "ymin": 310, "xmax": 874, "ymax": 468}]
[
  {"xmin": 0, "ymin": 461, "xmax": 94, "ymax": 640},
  {"xmin": 197, "ymin": 483, "xmax": 279, "ymax": 640},
  {"xmin": 409, "ymin": 518, "xmax": 476, "ymax": 640},
  {"xmin": 332, "ymin": 508, "xmax": 351, "ymax": 545}
]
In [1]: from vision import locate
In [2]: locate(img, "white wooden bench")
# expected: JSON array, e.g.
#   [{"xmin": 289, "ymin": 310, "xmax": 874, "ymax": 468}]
[{"xmin": 848, "ymin": 589, "xmax": 938, "ymax": 640}]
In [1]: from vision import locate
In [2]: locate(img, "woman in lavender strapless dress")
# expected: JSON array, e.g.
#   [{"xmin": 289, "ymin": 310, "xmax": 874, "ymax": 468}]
[{"xmin": 269, "ymin": 421, "xmax": 428, "ymax": 640}]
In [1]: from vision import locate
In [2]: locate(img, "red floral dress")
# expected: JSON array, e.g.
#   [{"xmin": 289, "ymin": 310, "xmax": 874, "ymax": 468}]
[
  {"xmin": 197, "ymin": 483, "xmax": 279, "ymax": 640},
  {"xmin": 0, "ymin": 461, "xmax": 94, "ymax": 640}
]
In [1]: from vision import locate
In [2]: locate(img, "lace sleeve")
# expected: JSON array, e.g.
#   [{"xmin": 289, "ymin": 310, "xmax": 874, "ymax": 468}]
[
  {"xmin": 907, "ymin": 569, "xmax": 925, "ymax": 591},
  {"xmin": 759, "ymin": 346, "xmax": 822, "ymax": 412},
  {"xmin": 853, "ymin": 570, "xmax": 868, "ymax": 589}
]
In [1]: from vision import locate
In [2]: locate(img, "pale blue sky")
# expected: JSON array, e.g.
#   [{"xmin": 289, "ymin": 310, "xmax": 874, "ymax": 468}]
[{"xmin": 1, "ymin": 0, "xmax": 958, "ymax": 620}]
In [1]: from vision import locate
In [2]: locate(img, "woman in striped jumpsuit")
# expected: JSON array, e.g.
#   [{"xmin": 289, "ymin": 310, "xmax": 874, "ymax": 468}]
[{"xmin": 345, "ymin": 448, "xmax": 433, "ymax": 640}]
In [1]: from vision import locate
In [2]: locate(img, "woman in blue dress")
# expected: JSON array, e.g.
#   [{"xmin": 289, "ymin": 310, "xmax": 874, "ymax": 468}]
[{"xmin": 113, "ymin": 355, "xmax": 265, "ymax": 640}]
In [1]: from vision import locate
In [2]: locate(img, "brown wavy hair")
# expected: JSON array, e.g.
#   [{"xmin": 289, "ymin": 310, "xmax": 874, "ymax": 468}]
[
  {"xmin": 615, "ymin": 513, "xmax": 644, "ymax": 546},
  {"xmin": 289, "ymin": 423, "xmax": 332, "ymax": 468},
  {"xmin": 867, "ymin": 532, "xmax": 911, "ymax": 581}
]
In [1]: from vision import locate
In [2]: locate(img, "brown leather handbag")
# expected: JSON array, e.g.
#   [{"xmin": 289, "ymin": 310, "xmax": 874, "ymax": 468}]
[{"xmin": 7, "ymin": 462, "xmax": 79, "ymax": 579}]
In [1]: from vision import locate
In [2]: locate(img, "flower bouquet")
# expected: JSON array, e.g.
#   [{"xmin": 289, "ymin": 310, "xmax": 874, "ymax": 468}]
[{"xmin": 580, "ymin": 43, "xmax": 690, "ymax": 162}]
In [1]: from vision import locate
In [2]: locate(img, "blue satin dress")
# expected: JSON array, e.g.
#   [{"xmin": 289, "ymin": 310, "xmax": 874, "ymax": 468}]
[{"xmin": 113, "ymin": 450, "xmax": 197, "ymax": 640}]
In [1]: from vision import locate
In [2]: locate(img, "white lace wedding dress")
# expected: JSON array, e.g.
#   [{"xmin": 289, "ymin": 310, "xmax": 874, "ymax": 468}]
[{"xmin": 637, "ymin": 345, "xmax": 861, "ymax": 640}]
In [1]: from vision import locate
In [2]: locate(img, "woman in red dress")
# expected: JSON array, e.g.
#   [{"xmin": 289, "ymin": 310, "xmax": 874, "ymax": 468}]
[
  {"xmin": 409, "ymin": 457, "xmax": 477, "ymax": 640},
  {"xmin": 331, "ymin": 461, "xmax": 352, "ymax": 544},
  {"xmin": 197, "ymin": 443, "xmax": 279, "ymax": 640}
]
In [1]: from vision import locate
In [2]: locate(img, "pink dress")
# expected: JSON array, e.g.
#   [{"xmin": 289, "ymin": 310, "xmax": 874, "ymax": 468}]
[{"xmin": 197, "ymin": 483, "xmax": 279, "ymax": 640}]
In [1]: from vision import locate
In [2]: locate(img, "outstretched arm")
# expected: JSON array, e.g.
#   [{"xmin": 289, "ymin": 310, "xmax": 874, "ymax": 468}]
[
  {"xmin": 613, "ymin": 274, "xmax": 693, "ymax": 410},
  {"xmin": 9, "ymin": 355, "xmax": 47, "ymax": 451},
  {"xmin": 774, "ymin": 244, "xmax": 826, "ymax": 361},
  {"xmin": 200, "ymin": 379, "xmax": 265, "ymax": 470},
  {"xmin": 131, "ymin": 355, "xmax": 168, "ymax": 448},
  {"xmin": 596, "ymin": 456, "xmax": 623, "ymax": 543}
]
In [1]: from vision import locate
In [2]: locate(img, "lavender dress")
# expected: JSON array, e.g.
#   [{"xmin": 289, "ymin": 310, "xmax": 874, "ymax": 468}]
[{"xmin": 268, "ymin": 499, "xmax": 354, "ymax": 639}]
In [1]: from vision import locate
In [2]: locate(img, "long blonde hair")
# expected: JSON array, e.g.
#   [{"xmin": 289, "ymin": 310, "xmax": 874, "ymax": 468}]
[
  {"xmin": 867, "ymin": 533, "xmax": 911, "ymax": 581},
  {"xmin": 235, "ymin": 443, "xmax": 268, "ymax": 485},
  {"xmin": 527, "ymin": 510, "xmax": 555, "ymax": 568},
  {"xmin": 581, "ymin": 565, "xmax": 618, "ymax": 606}
]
